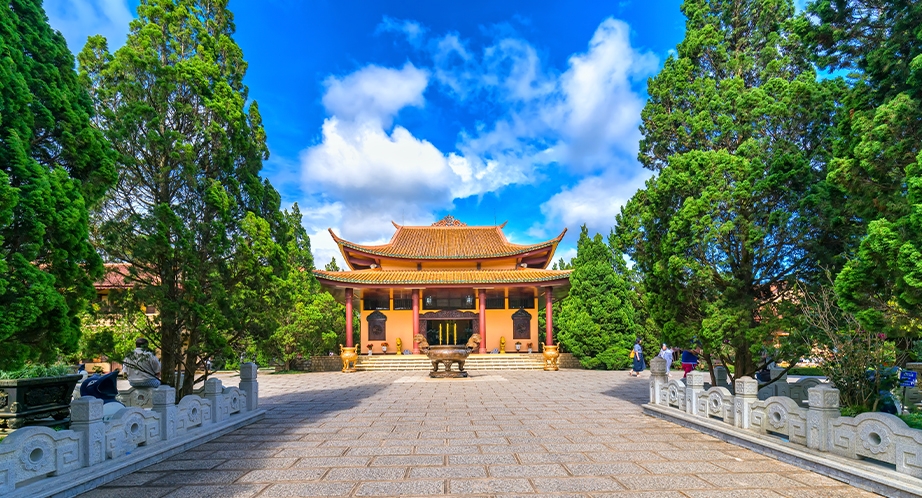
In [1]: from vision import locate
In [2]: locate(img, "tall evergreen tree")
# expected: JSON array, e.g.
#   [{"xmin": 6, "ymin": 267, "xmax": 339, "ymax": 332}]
[
  {"xmin": 0, "ymin": 0, "xmax": 115, "ymax": 369},
  {"xmin": 557, "ymin": 226, "xmax": 637, "ymax": 369},
  {"xmin": 79, "ymin": 0, "xmax": 282, "ymax": 395},
  {"xmin": 619, "ymin": 0, "xmax": 834, "ymax": 379},
  {"xmin": 800, "ymin": 1, "xmax": 922, "ymax": 343}
]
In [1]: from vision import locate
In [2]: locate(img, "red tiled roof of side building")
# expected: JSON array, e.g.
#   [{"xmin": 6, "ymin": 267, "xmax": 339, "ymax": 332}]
[
  {"xmin": 312, "ymin": 268, "xmax": 571, "ymax": 287},
  {"xmin": 95, "ymin": 263, "xmax": 133, "ymax": 289},
  {"xmin": 330, "ymin": 218, "xmax": 567, "ymax": 261}
]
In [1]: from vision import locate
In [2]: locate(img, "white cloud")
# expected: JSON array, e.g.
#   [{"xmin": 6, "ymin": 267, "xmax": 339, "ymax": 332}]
[
  {"xmin": 44, "ymin": 0, "xmax": 133, "ymax": 54},
  {"xmin": 375, "ymin": 16, "xmax": 429, "ymax": 47},
  {"xmin": 298, "ymin": 17, "xmax": 658, "ymax": 250},
  {"xmin": 539, "ymin": 169, "xmax": 652, "ymax": 236},
  {"xmin": 302, "ymin": 62, "xmax": 464, "ymax": 245},
  {"xmin": 321, "ymin": 63, "xmax": 429, "ymax": 128}
]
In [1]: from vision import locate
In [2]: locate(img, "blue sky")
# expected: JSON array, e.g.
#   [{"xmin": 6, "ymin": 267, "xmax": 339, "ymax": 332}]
[{"xmin": 46, "ymin": 0, "xmax": 691, "ymax": 266}]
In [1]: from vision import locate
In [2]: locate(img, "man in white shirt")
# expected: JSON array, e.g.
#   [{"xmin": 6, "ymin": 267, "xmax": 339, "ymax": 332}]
[
  {"xmin": 123, "ymin": 337, "xmax": 162, "ymax": 388},
  {"xmin": 658, "ymin": 343, "xmax": 674, "ymax": 377}
]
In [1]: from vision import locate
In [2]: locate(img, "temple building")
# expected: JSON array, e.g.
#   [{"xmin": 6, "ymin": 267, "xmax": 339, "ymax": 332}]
[{"xmin": 313, "ymin": 216, "xmax": 571, "ymax": 355}]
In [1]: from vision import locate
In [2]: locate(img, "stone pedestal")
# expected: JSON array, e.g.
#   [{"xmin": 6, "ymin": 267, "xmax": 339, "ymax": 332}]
[
  {"xmin": 734, "ymin": 376, "xmax": 758, "ymax": 429},
  {"xmin": 152, "ymin": 386, "xmax": 177, "ymax": 440},
  {"xmin": 239, "ymin": 362, "xmax": 259, "ymax": 411},
  {"xmin": 807, "ymin": 385, "xmax": 840, "ymax": 451},
  {"xmin": 650, "ymin": 357, "xmax": 667, "ymax": 404},
  {"xmin": 686, "ymin": 371, "xmax": 705, "ymax": 415},
  {"xmin": 70, "ymin": 396, "xmax": 105, "ymax": 467}
]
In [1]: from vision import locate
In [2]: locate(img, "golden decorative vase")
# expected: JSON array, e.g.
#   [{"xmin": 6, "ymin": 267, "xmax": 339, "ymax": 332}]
[
  {"xmin": 339, "ymin": 345, "xmax": 358, "ymax": 373},
  {"xmin": 541, "ymin": 344, "xmax": 560, "ymax": 371}
]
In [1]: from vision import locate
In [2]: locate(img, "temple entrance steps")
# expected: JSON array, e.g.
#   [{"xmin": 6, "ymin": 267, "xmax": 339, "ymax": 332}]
[{"xmin": 354, "ymin": 353, "xmax": 547, "ymax": 371}]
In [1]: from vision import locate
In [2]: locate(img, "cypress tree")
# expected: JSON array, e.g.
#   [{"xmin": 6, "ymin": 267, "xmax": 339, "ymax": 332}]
[{"xmin": 0, "ymin": 0, "xmax": 115, "ymax": 369}]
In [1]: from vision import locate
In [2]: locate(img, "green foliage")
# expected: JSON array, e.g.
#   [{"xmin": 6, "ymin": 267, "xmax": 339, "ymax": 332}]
[
  {"xmin": 787, "ymin": 367, "xmax": 824, "ymax": 376},
  {"xmin": 799, "ymin": 281, "xmax": 897, "ymax": 411},
  {"xmin": 78, "ymin": 0, "xmax": 285, "ymax": 396},
  {"xmin": 74, "ymin": 304, "xmax": 147, "ymax": 365},
  {"xmin": 0, "ymin": 0, "xmax": 115, "ymax": 369},
  {"xmin": 556, "ymin": 226, "xmax": 637, "ymax": 369},
  {"xmin": 620, "ymin": 0, "xmax": 832, "ymax": 379},
  {"xmin": 0, "ymin": 364, "xmax": 74, "ymax": 380},
  {"xmin": 324, "ymin": 258, "xmax": 341, "ymax": 271},
  {"xmin": 900, "ymin": 413, "xmax": 922, "ymax": 430}
]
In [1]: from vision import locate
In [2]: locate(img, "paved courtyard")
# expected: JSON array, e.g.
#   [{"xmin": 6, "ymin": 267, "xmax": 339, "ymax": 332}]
[{"xmin": 80, "ymin": 370, "xmax": 878, "ymax": 497}]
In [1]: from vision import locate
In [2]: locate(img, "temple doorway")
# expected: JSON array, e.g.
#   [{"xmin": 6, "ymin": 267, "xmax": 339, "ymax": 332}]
[{"xmin": 425, "ymin": 320, "xmax": 474, "ymax": 346}]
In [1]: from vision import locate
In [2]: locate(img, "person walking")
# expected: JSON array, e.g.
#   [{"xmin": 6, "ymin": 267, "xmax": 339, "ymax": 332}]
[
  {"xmin": 657, "ymin": 343, "xmax": 674, "ymax": 377},
  {"xmin": 123, "ymin": 337, "xmax": 161, "ymax": 388},
  {"xmin": 681, "ymin": 347, "xmax": 699, "ymax": 378},
  {"xmin": 630, "ymin": 339, "xmax": 645, "ymax": 377}
]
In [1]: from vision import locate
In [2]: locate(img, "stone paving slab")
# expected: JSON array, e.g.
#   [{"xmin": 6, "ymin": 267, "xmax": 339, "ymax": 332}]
[{"xmin": 79, "ymin": 370, "xmax": 882, "ymax": 497}]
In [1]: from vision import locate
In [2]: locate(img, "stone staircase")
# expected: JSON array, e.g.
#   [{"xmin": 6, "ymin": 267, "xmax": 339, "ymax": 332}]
[{"xmin": 354, "ymin": 353, "xmax": 546, "ymax": 371}]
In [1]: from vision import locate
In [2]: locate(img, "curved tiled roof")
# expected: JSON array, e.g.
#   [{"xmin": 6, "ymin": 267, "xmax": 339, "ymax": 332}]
[
  {"xmin": 330, "ymin": 225, "xmax": 566, "ymax": 261},
  {"xmin": 312, "ymin": 268, "xmax": 571, "ymax": 286}
]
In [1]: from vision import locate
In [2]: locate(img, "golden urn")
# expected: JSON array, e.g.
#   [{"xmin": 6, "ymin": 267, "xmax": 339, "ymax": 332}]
[
  {"xmin": 541, "ymin": 344, "xmax": 560, "ymax": 371},
  {"xmin": 339, "ymin": 345, "xmax": 358, "ymax": 373}
]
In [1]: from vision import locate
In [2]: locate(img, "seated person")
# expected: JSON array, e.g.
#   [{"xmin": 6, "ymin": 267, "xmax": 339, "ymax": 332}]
[{"xmin": 123, "ymin": 337, "xmax": 162, "ymax": 388}]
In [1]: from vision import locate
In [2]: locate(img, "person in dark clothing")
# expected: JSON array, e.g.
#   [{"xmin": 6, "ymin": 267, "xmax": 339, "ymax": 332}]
[{"xmin": 681, "ymin": 349, "xmax": 699, "ymax": 378}]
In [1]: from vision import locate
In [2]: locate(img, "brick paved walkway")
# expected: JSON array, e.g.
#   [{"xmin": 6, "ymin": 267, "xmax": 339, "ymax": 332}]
[{"xmin": 79, "ymin": 370, "xmax": 878, "ymax": 497}]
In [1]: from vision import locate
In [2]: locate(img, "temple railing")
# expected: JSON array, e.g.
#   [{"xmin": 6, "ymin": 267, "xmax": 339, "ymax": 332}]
[
  {"xmin": 647, "ymin": 357, "xmax": 922, "ymax": 479},
  {"xmin": 0, "ymin": 363, "xmax": 261, "ymax": 498}
]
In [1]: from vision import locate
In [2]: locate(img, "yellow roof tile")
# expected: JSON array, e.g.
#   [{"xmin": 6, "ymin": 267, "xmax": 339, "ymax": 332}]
[
  {"xmin": 312, "ymin": 268, "xmax": 571, "ymax": 287},
  {"xmin": 331, "ymin": 224, "xmax": 566, "ymax": 261}
]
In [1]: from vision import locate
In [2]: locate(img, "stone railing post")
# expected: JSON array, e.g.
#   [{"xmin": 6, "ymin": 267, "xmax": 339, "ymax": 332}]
[
  {"xmin": 806, "ymin": 385, "xmax": 840, "ymax": 452},
  {"xmin": 239, "ymin": 362, "xmax": 258, "ymax": 411},
  {"xmin": 204, "ymin": 378, "xmax": 227, "ymax": 423},
  {"xmin": 734, "ymin": 376, "xmax": 759, "ymax": 429},
  {"xmin": 649, "ymin": 357, "xmax": 667, "ymax": 404},
  {"xmin": 70, "ymin": 396, "xmax": 105, "ymax": 467},
  {"xmin": 152, "ymin": 386, "xmax": 177, "ymax": 441},
  {"xmin": 686, "ymin": 371, "xmax": 705, "ymax": 415}
]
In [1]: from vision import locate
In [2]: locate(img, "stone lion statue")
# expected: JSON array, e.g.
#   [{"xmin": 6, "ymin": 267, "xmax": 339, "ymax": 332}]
[
  {"xmin": 466, "ymin": 333, "xmax": 481, "ymax": 352},
  {"xmin": 413, "ymin": 334, "xmax": 430, "ymax": 353}
]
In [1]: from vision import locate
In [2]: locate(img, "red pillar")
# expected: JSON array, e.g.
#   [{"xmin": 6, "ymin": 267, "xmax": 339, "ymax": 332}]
[
  {"xmin": 345, "ymin": 288, "xmax": 354, "ymax": 348},
  {"xmin": 412, "ymin": 289, "xmax": 420, "ymax": 354},
  {"xmin": 478, "ymin": 289, "xmax": 487, "ymax": 353},
  {"xmin": 545, "ymin": 287, "xmax": 553, "ymax": 346}
]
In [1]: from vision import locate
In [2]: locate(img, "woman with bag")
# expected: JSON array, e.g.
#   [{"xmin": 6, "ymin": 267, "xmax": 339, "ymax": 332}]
[{"xmin": 630, "ymin": 338, "xmax": 645, "ymax": 377}]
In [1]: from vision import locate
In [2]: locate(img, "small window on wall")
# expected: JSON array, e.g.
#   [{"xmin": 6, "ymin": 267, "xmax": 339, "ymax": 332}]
[
  {"xmin": 485, "ymin": 290, "xmax": 505, "ymax": 309},
  {"xmin": 363, "ymin": 290, "xmax": 390, "ymax": 310},
  {"xmin": 423, "ymin": 289, "xmax": 475, "ymax": 310},
  {"xmin": 508, "ymin": 289, "xmax": 535, "ymax": 309},
  {"xmin": 393, "ymin": 290, "xmax": 412, "ymax": 310}
]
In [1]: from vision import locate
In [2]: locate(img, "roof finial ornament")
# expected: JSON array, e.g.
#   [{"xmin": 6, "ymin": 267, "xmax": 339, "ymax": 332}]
[{"xmin": 431, "ymin": 215, "xmax": 467, "ymax": 227}]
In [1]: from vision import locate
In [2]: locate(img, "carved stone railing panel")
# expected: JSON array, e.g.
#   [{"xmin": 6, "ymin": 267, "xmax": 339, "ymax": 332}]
[
  {"xmin": 0, "ymin": 426, "xmax": 82, "ymax": 494},
  {"xmin": 699, "ymin": 386, "xmax": 735, "ymax": 425},
  {"xmin": 104, "ymin": 407, "xmax": 161, "ymax": 459},
  {"xmin": 647, "ymin": 373, "xmax": 922, "ymax": 480},
  {"xmin": 0, "ymin": 364, "xmax": 261, "ymax": 498},
  {"xmin": 750, "ymin": 396, "xmax": 808, "ymax": 445},
  {"xmin": 829, "ymin": 412, "xmax": 922, "ymax": 478},
  {"xmin": 116, "ymin": 386, "xmax": 156, "ymax": 408}
]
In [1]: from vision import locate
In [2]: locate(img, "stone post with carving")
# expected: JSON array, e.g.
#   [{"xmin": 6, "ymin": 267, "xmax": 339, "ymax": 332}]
[
  {"xmin": 734, "ymin": 376, "xmax": 759, "ymax": 429},
  {"xmin": 686, "ymin": 371, "xmax": 705, "ymax": 415},
  {"xmin": 204, "ymin": 378, "xmax": 227, "ymax": 424},
  {"xmin": 239, "ymin": 362, "xmax": 259, "ymax": 411},
  {"xmin": 650, "ymin": 356, "xmax": 667, "ymax": 404},
  {"xmin": 806, "ymin": 385, "xmax": 840, "ymax": 452},
  {"xmin": 70, "ymin": 396, "xmax": 105, "ymax": 467},
  {"xmin": 152, "ymin": 386, "xmax": 177, "ymax": 440}
]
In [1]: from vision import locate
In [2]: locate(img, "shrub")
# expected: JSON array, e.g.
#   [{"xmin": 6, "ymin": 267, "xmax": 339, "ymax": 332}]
[{"xmin": 0, "ymin": 364, "xmax": 74, "ymax": 380}]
